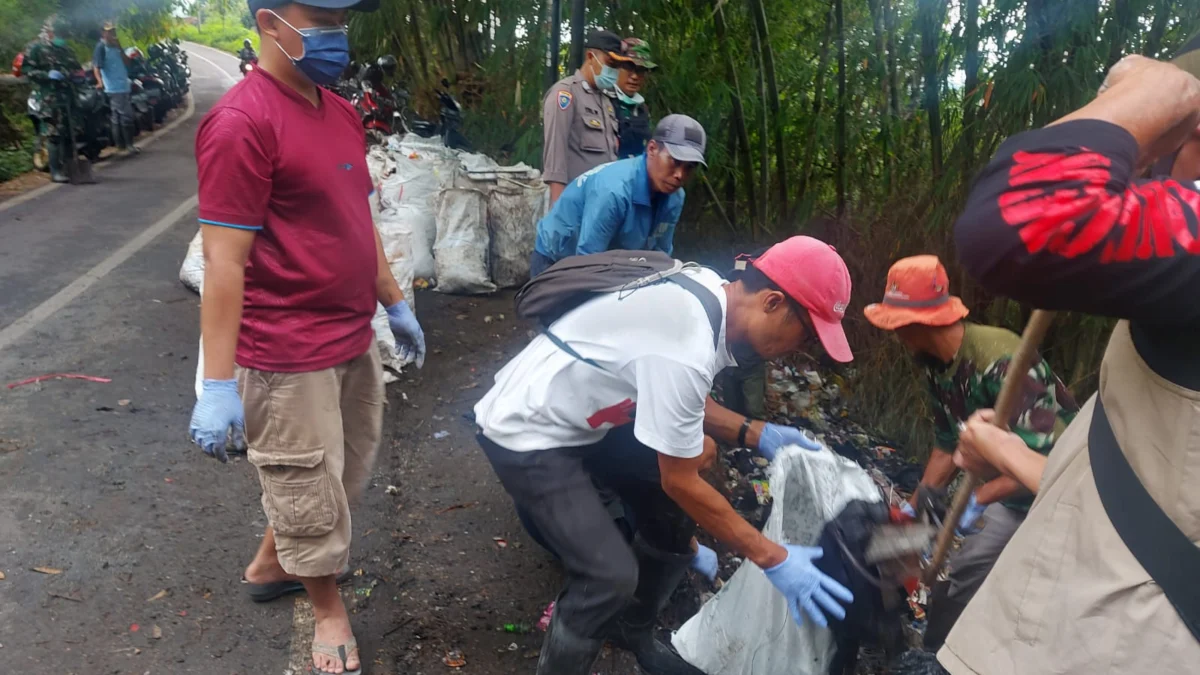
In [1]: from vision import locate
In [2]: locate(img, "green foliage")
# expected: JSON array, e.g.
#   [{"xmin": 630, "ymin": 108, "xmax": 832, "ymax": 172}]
[
  {"xmin": 342, "ymin": 0, "xmax": 1200, "ymax": 448},
  {"xmin": 0, "ymin": 113, "xmax": 33, "ymax": 182},
  {"xmin": 0, "ymin": 0, "xmax": 176, "ymax": 64},
  {"xmin": 172, "ymin": 17, "xmax": 258, "ymax": 55},
  {"xmin": 0, "ymin": 0, "xmax": 57, "ymax": 65}
]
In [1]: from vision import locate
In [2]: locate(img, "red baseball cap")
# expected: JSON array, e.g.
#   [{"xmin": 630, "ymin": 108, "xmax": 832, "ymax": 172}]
[{"xmin": 747, "ymin": 236, "xmax": 853, "ymax": 362}]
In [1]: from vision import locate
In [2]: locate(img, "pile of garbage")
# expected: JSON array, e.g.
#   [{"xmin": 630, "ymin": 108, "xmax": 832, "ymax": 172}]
[
  {"xmin": 368, "ymin": 133, "xmax": 547, "ymax": 295},
  {"xmin": 765, "ymin": 361, "xmax": 923, "ymax": 499},
  {"xmin": 179, "ymin": 134, "xmax": 546, "ymax": 387}
]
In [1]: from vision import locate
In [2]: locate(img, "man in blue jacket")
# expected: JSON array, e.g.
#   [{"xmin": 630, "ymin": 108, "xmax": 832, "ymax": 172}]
[{"xmin": 531, "ymin": 114, "xmax": 705, "ymax": 277}]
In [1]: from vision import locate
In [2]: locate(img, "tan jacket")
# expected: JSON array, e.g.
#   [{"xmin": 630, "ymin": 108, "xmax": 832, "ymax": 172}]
[
  {"xmin": 939, "ymin": 321, "xmax": 1200, "ymax": 674},
  {"xmin": 541, "ymin": 73, "xmax": 618, "ymax": 185}
]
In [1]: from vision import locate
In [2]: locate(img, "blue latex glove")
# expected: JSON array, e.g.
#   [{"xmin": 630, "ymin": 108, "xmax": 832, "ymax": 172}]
[
  {"xmin": 758, "ymin": 423, "xmax": 822, "ymax": 460},
  {"xmin": 48, "ymin": 69, "xmax": 64, "ymax": 81},
  {"xmin": 957, "ymin": 492, "xmax": 987, "ymax": 535},
  {"xmin": 899, "ymin": 501, "xmax": 916, "ymax": 519},
  {"xmin": 189, "ymin": 379, "xmax": 244, "ymax": 464},
  {"xmin": 691, "ymin": 543, "xmax": 718, "ymax": 582},
  {"xmin": 763, "ymin": 545, "xmax": 854, "ymax": 628},
  {"xmin": 385, "ymin": 301, "xmax": 426, "ymax": 368}
]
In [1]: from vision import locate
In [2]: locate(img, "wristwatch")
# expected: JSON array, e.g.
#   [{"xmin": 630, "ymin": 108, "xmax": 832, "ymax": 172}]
[{"xmin": 737, "ymin": 417, "xmax": 753, "ymax": 448}]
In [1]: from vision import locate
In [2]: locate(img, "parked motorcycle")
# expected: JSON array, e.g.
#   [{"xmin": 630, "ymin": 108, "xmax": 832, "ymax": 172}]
[
  {"xmin": 407, "ymin": 79, "xmax": 471, "ymax": 151},
  {"xmin": 74, "ymin": 72, "xmax": 113, "ymax": 161},
  {"xmin": 123, "ymin": 47, "xmax": 155, "ymax": 132},
  {"xmin": 127, "ymin": 49, "xmax": 171, "ymax": 124},
  {"xmin": 436, "ymin": 81, "xmax": 471, "ymax": 151}
]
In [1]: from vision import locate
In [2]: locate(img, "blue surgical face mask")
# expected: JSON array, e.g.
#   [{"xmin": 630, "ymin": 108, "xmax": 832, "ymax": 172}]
[
  {"xmin": 270, "ymin": 11, "xmax": 350, "ymax": 86},
  {"xmin": 592, "ymin": 54, "xmax": 619, "ymax": 91}
]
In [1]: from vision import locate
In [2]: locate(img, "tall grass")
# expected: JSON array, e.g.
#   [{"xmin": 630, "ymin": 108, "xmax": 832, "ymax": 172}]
[{"xmin": 173, "ymin": 18, "xmax": 258, "ymax": 55}]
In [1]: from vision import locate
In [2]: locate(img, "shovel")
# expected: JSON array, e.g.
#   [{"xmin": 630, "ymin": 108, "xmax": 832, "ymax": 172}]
[
  {"xmin": 63, "ymin": 88, "xmax": 95, "ymax": 184},
  {"xmin": 921, "ymin": 309, "xmax": 1056, "ymax": 585}
]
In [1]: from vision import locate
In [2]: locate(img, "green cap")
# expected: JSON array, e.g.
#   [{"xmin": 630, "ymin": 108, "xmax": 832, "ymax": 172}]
[{"xmin": 617, "ymin": 38, "xmax": 657, "ymax": 70}]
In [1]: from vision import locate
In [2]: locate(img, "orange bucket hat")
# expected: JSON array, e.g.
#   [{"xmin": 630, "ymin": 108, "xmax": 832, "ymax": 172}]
[{"xmin": 863, "ymin": 255, "xmax": 969, "ymax": 330}]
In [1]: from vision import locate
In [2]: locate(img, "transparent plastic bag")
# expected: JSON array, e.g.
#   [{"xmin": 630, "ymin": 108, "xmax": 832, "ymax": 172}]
[{"xmin": 672, "ymin": 445, "xmax": 882, "ymax": 674}]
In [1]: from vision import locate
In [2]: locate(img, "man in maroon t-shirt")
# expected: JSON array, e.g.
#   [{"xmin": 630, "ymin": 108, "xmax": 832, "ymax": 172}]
[{"xmin": 188, "ymin": 0, "xmax": 424, "ymax": 672}]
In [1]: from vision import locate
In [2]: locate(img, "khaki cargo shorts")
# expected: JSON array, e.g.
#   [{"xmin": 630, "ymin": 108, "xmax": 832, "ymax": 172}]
[{"xmin": 237, "ymin": 347, "xmax": 383, "ymax": 578}]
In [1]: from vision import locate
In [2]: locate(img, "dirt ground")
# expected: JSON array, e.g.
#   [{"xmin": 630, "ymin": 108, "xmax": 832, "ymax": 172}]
[{"xmin": 351, "ymin": 289, "xmax": 644, "ymax": 674}]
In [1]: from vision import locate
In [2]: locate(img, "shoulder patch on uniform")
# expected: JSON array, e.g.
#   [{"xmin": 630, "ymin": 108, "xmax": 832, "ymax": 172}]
[{"xmin": 558, "ymin": 90, "xmax": 572, "ymax": 110}]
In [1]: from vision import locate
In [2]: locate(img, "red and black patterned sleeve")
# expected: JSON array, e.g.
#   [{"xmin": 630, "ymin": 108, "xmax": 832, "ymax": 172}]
[{"xmin": 955, "ymin": 119, "xmax": 1200, "ymax": 326}]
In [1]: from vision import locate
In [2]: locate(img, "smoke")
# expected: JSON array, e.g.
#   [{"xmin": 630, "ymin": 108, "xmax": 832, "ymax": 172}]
[
  {"xmin": 41, "ymin": 0, "xmax": 177, "ymax": 45},
  {"xmin": 53, "ymin": 0, "xmax": 176, "ymax": 37}
]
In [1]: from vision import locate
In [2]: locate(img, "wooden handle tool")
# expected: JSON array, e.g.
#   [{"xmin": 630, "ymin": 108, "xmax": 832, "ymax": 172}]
[{"xmin": 921, "ymin": 309, "xmax": 1056, "ymax": 585}]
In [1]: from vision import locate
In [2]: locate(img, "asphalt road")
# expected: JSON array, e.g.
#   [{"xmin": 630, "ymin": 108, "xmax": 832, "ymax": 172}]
[{"xmin": 0, "ymin": 44, "xmax": 657, "ymax": 675}]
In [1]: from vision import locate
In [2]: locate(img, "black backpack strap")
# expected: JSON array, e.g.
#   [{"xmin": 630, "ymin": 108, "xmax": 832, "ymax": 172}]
[
  {"xmin": 543, "ymin": 329, "xmax": 605, "ymax": 371},
  {"xmin": 1091, "ymin": 394, "xmax": 1200, "ymax": 641},
  {"xmin": 666, "ymin": 272, "xmax": 723, "ymax": 350},
  {"xmin": 543, "ymin": 268, "xmax": 725, "ymax": 371}
]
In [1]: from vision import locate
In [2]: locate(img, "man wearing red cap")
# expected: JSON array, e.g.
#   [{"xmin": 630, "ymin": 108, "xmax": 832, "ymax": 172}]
[
  {"xmin": 475, "ymin": 237, "xmax": 854, "ymax": 674},
  {"xmin": 863, "ymin": 255, "xmax": 1078, "ymax": 649}
]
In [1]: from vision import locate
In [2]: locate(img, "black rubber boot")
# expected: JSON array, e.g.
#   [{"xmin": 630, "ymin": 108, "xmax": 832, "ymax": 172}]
[
  {"xmin": 48, "ymin": 137, "xmax": 69, "ymax": 183},
  {"xmin": 604, "ymin": 535, "xmax": 706, "ymax": 675},
  {"xmin": 535, "ymin": 612, "xmax": 604, "ymax": 675}
]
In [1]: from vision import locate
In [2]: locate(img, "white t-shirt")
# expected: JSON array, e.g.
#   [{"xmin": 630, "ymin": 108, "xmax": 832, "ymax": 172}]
[{"xmin": 475, "ymin": 268, "xmax": 736, "ymax": 458}]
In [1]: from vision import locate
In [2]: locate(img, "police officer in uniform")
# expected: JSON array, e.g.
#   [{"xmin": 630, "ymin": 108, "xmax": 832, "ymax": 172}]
[
  {"xmin": 23, "ymin": 17, "xmax": 82, "ymax": 184},
  {"xmin": 611, "ymin": 38, "xmax": 656, "ymax": 159},
  {"xmin": 542, "ymin": 30, "xmax": 622, "ymax": 206}
]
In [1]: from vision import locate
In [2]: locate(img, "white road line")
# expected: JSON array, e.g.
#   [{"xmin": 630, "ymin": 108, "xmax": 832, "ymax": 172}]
[
  {"xmin": 0, "ymin": 194, "xmax": 198, "ymax": 353},
  {"xmin": 187, "ymin": 49, "xmax": 240, "ymax": 88}
]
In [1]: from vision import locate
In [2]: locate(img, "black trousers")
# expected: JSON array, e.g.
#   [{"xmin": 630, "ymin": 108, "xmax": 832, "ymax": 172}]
[{"xmin": 478, "ymin": 425, "xmax": 696, "ymax": 637}]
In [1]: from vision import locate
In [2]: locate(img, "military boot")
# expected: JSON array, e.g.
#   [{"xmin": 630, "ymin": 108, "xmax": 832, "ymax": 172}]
[
  {"xmin": 535, "ymin": 611, "xmax": 604, "ymax": 675},
  {"xmin": 603, "ymin": 535, "xmax": 706, "ymax": 675},
  {"xmin": 47, "ymin": 136, "xmax": 69, "ymax": 183}
]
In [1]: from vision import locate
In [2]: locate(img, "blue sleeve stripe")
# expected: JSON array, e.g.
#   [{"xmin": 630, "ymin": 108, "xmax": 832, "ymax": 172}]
[{"xmin": 198, "ymin": 218, "xmax": 263, "ymax": 231}]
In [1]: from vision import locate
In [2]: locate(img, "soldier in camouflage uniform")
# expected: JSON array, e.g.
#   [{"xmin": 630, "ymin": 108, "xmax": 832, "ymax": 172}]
[
  {"xmin": 608, "ymin": 38, "xmax": 657, "ymax": 159},
  {"xmin": 863, "ymin": 255, "xmax": 1078, "ymax": 650},
  {"xmin": 22, "ymin": 18, "xmax": 83, "ymax": 183}
]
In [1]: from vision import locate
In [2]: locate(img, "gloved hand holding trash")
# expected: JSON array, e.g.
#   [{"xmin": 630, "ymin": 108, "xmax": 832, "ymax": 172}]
[
  {"xmin": 386, "ymin": 301, "xmax": 427, "ymax": 368},
  {"xmin": 956, "ymin": 492, "xmax": 987, "ymax": 535},
  {"xmin": 691, "ymin": 543, "xmax": 719, "ymax": 582},
  {"xmin": 189, "ymin": 378, "xmax": 245, "ymax": 463},
  {"xmin": 758, "ymin": 423, "xmax": 822, "ymax": 460},
  {"xmin": 763, "ymin": 543, "xmax": 854, "ymax": 628}
]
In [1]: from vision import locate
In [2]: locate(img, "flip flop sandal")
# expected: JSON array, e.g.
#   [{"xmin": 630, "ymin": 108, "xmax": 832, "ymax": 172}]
[
  {"xmin": 310, "ymin": 640, "xmax": 361, "ymax": 675},
  {"xmin": 242, "ymin": 568, "xmax": 354, "ymax": 603}
]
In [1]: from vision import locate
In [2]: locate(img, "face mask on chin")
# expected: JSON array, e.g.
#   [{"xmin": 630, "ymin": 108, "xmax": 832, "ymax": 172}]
[
  {"xmin": 616, "ymin": 86, "xmax": 644, "ymax": 105},
  {"xmin": 269, "ymin": 10, "xmax": 350, "ymax": 86}
]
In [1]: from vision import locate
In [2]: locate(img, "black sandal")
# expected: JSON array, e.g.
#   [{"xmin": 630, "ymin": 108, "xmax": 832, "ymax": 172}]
[{"xmin": 242, "ymin": 568, "xmax": 353, "ymax": 603}]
